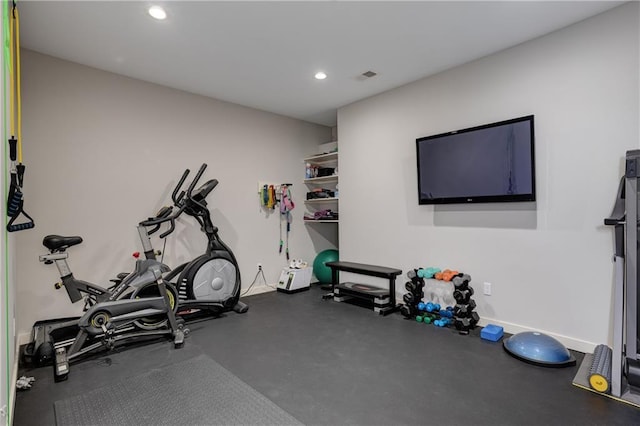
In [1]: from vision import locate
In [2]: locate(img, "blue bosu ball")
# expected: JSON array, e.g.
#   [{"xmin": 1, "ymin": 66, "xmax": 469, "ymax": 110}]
[{"xmin": 503, "ymin": 331, "xmax": 576, "ymax": 367}]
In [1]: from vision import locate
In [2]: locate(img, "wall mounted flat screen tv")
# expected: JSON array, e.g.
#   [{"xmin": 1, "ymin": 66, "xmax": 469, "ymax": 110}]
[{"xmin": 416, "ymin": 115, "xmax": 535, "ymax": 205}]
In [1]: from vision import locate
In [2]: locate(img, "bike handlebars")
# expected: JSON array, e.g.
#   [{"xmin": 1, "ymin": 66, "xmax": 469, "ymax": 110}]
[
  {"xmin": 144, "ymin": 206, "xmax": 173, "ymax": 235},
  {"xmin": 140, "ymin": 206, "xmax": 176, "ymax": 228},
  {"xmin": 159, "ymin": 205, "xmax": 186, "ymax": 239}
]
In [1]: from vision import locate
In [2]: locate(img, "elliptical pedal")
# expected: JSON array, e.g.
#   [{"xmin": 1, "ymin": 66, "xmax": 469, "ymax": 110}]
[
  {"xmin": 233, "ymin": 301, "xmax": 249, "ymax": 314},
  {"xmin": 53, "ymin": 347, "xmax": 69, "ymax": 382}
]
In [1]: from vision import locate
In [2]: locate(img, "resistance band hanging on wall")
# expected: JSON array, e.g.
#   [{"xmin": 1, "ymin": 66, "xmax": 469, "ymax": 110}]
[
  {"xmin": 6, "ymin": 2, "xmax": 34, "ymax": 232},
  {"xmin": 279, "ymin": 185, "xmax": 294, "ymax": 260},
  {"xmin": 258, "ymin": 183, "xmax": 294, "ymax": 258},
  {"xmin": 261, "ymin": 184, "xmax": 277, "ymax": 210}
]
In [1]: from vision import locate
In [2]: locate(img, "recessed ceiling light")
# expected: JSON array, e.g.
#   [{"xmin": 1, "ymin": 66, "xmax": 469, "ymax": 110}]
[
  {"xmin": 148, "ymin": 6, "xmax": 167, "ymax": 20},
  {"xmin": 314, "ymin": 72, "xmax": 327, "ymax": 80}
]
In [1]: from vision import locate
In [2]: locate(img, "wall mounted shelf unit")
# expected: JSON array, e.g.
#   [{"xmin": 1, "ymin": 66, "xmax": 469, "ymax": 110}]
[{"xmin": 303, "ymin": 150, "xmax": 339, "ymax": 224}]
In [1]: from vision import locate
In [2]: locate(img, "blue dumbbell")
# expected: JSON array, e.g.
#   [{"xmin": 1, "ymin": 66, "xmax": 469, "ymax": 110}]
[{"xmin": 439, "ymin": 309, "xmax": 453, "ymax": 318}]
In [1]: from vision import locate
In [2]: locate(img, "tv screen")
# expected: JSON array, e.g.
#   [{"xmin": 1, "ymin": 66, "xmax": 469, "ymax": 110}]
[{"xmin": 416, "ymin": 115, "xmax": 535, "ymax": 205}]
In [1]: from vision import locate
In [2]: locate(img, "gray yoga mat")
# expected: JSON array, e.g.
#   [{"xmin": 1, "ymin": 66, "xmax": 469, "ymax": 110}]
[{"xmin": 54, "ymin": 354, "xmax": 303, "ymax": 425}]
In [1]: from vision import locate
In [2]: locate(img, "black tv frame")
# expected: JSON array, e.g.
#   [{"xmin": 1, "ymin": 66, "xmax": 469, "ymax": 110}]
[{"xmin": 416, "ymin": 115, "xmax": 536, "ymax": 205}]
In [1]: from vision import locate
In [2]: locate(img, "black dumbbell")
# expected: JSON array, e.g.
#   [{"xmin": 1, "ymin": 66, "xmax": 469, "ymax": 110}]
[
  {"xmin": 403, "ymin": 292, "xmax": 415, "ymax": 305},
  {"xmin": 453, "ymin": 287, "xmax": 474, "ymax": 303},
  {"xmin": 409, "ymin": 270, "xmax": 426, "ymax": 286},
  {"xmin": 469, "ymin": 311, "xmax": 480, "ymax": 326},
  {"xmin": 405, "ymin": 281, "xmax": 416, "ymax": 292},
  {"xmin": 452, "ymin": 275, "xmax": 471, "ymax": 290},
  {"xmin": 452, "ymin": 278, "xmax": 468, "ymax": 291},
  {"xmin": 400, "ymin": 304, "xmax": 415, "ymax": 319},
  {"xmin": 454, "ymin": 317, "xmax": 476, "ymax": 334},
  {"xmin": 453, "ymin": 299, "xmax": 477, "ymax": 317}
]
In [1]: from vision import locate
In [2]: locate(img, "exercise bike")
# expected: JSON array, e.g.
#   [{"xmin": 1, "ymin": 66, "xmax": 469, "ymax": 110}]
[
  {"xmin": 24, "ymin": 211, "xmax": 188, "ymax": 381},
  {"xmin": 136, "ymin": 164, "xmax": 249, "ymax": 316}
]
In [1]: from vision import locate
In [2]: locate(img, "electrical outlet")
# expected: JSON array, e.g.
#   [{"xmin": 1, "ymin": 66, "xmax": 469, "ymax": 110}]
[
  {"xmin": 483, "ymin": 282, "xmax": 492, "ymax": 296},
  {"xmin": 257, "ymin": 262, "xmax": 262, "ymax": 270}
]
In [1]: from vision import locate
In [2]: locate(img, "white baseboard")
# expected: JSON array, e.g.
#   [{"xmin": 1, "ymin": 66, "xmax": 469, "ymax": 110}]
[
  {"xmin": 478, "ymin": 317, "xmax": 597, "ymax": 354},
  {"xmin": 242, "ymin": 284, "xmax": 277, "ymax": 297}
]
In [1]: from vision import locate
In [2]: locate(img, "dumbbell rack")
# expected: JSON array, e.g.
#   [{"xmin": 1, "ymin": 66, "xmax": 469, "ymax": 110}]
[{"xmin": 400, "ymin": 269, "xmax": 480, "ymax": 334}]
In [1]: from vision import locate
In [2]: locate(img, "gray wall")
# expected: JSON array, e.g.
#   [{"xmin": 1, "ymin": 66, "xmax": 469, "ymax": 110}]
[
  {"xmin": 337, "ymin": 3, "xmax": 639, "ymax": 351},
  {"xmin": 15, "ymin": 50, "xmax": 332, "ymax": 335}
]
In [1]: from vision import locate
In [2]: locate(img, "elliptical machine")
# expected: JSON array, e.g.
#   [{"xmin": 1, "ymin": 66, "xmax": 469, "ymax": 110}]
[
  {"xmin": 34, "ymin": 228, "xmax": 187, "ymax": 381},
  {"xmin": 138, "ymin": 164, "xmax": 248, "ymax": 316}
]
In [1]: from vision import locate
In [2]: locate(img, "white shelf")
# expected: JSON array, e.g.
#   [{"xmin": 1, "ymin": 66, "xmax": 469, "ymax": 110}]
[
  {"xmin": 303, "ymin": 151, "xmax": 338, "ymax": 164},
  {"xmin": 303, "ymin": 148, "xmax": 338, "ymax": 226},
  {"xmin": 304, "ymin": 175, "xmax": 338, "ymax": 184},
  {"xmin": 304, "ymin": 198, "xmax": 339, "ymax": 204}
]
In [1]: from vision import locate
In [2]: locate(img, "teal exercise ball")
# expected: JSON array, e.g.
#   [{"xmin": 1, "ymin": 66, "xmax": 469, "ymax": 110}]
[{"xmin": 313, "ymin": 249, "xmax": 339, "ymax": 283}]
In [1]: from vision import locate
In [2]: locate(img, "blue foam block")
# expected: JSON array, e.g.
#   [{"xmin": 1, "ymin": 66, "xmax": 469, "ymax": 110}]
[{"xmin": 481, "ymin": 324, "xmax": 504, "ymax": 342}]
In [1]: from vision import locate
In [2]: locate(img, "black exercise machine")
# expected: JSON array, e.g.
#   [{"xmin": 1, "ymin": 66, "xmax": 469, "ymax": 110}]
[{"xmin": 575, "ymin": 149, "xmax": 640, "ymax": 406}]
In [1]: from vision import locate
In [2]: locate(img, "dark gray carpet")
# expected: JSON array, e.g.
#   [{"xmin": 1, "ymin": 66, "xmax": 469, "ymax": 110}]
[
  {"xmin": 16, "ymin": 286, "xmax": 640, "ymax": 425},
  {"xmin": 54, "ymin": 354, "xmax": 302, "ymax": 426}
]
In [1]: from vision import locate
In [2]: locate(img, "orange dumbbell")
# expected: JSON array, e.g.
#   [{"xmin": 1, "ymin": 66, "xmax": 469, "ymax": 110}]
[{"xmin": 442, "ymin": 270, "xmax": 459, "ymax": 281}]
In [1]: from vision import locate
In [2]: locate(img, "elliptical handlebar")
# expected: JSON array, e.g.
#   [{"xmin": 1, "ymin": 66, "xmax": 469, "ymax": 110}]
[
  {"xmin": 140, "ymin": 163, "xmax": 213, "ymax": 240},
  {"xmin": 172, "ymin": 169, "xmax": 190, "ymax": 205},
  {"xmin": 186, "ymin": 164, "xmax": 208, "ymax": 199}
]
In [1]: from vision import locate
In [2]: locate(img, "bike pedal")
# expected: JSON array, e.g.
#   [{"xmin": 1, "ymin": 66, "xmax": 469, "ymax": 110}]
[{"xmin": 174, "ymin": 329, "xmax": 186, "ymax": 347}]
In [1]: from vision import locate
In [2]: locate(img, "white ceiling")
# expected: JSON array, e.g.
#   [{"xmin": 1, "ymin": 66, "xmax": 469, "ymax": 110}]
[{"xmin": 19, "ymin": 1, "xmax": 624, "ymax": 127}]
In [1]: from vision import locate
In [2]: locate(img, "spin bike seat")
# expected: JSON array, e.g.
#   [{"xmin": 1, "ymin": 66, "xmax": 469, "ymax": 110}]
[{"xmin": 43, "ymin": 235, "xmax": 83, "ymax": 251}]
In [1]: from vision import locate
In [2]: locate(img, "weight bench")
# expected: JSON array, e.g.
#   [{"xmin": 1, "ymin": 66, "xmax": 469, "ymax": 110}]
[{"xmin": 322, "ymin": 261, "xmax": 402, "ymax": 316}]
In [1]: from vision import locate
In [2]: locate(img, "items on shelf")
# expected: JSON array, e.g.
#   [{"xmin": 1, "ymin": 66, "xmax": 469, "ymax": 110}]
[
  {"xmin": 305, "ymin": 164, "xmax": 337, "ymax": 179},
  {"xmin": 304, "ymin": 209, "xmax": 338, "ymax": 221},
  {"xmin": 307, "ymin": 188, "xmax": 335, "ymax": 199}
]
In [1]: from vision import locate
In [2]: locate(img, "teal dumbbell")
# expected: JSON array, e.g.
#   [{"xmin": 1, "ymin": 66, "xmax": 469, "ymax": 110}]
[{"xmin": 417, "ymin": 268, "xmax": 440, "ymax": 279}]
